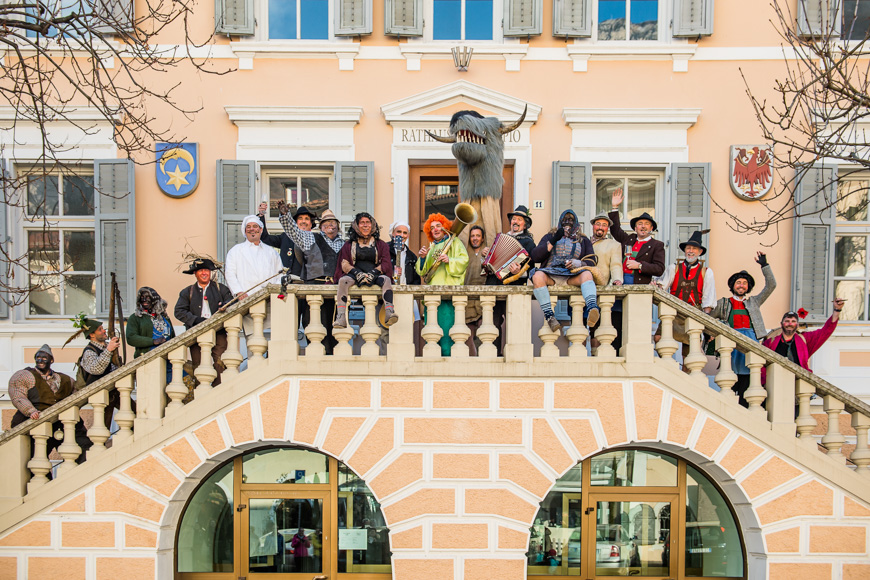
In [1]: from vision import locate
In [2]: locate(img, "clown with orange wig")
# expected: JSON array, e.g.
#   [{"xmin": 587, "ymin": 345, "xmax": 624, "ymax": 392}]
[{"xmin": 416, "ymin": 213, "xmax": 469, "ymax": 355}]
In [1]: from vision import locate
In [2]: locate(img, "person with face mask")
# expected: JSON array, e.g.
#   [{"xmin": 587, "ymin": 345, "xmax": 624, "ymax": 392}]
[
  {"xmin": 529, "ymin": 209, "xmax": 599, "ymax": 333},
  {"xmin": 126, "ymin": 286, "xmax": 176, "ymax": 359},
  {"xmin": 9, "ymin": 345, "xmax": 93, "ymax": 469},
  {"xmin": 653, "ymin": 231, "xmax": 716, "ymax": 363},
  {"xmin": 711, "ymin": 252, "xmax": 777, "ymax": 406}
]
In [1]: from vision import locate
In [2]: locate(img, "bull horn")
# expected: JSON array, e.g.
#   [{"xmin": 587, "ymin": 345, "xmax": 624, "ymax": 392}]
[
  {"xmin": 499, "ymin": 104, "xmax": 528, "ymax": 135},
  {"xmin": 425, "ymin": 130, "xmax": 457, "ymax": 143}
]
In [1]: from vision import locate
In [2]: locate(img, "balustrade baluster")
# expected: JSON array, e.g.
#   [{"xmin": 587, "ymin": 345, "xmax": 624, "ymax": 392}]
[
  {"xmin": 714, "ymin": 335, "xmax": 737, "ymax": 400},
  {"xmin": 165, "ymin": 346, "xmax": 189, "ymax": 412},
  {"xmin": 476, "ymin": 295, "xmax": 499, "ymax": 359},
  {"xmin": 87, "ymin": 391, "xmax": 111, "ymax": 453},
  {"xmin": 822, "ymin": 395, "xmax": 846, "ymax": 460},
  {"xmin": 360, "ymin": 294, "xmax": 382, "ymax": 357},
  {"xmin": 683, "ymin": 317, "xmax": 707, "ymax": 380},
  {"xmin": 248, "ymin": 300, "xmax": 268, "ymax": 366},
  {"xmin": 594, "ymin": 294, "xmax": 617, "ymax": 357},
  {"xmin": 744, "ymin": 352, "xmax": 767, "ymax": 413},
  {"xmin": 795, "ymin": 379, "xmax": 818, "ymax": 448},
  {"xmin": 304, "ymin": 294, "xmax": 327, "ymax": 357},
  {"xmin": 114, "ymin": 375, "xmax": 135, "ymax": 442},
  {"xmin": 331, "ymin": 294, "xmax": 355, "ymax": 356},
  {"xmin": 222, "ymin": 314, "xmax": 244, "ymax": 377},
  {"xmin": 538, "ymin": 296, "xmax": 560, "ymax": 359},
  {"xmin": 27, "ymin": 423, "xmax": 53, "ymax": 492},
  {"xmin": 421, "ymin": 294, "xmax": 443, "ymax": 358},
  {"xmin": 194, "ymin": 330, "xmax": 217, "ymax": 393},
  {"xmin": 566, "ymin": 295, "xmax": 588, "ymax": 359},
  {"xmin": 56, "ymin": 407, "xmax": 82, "ymax": 477},
  {"xmin": 851, "ymin": 412, "xmax": 870, "ymax": 476},
  {"xmin": 655, "ymin": 302, "xmax": 679, "ymax": 364},
  {"xmin": 449, "ymin": 295, "xmax": 471, "ymax": 358}
]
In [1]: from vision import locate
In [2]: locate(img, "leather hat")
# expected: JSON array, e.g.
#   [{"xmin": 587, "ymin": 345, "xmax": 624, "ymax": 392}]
[
  {"xmin": 679, "ymin": 230, "xmax": 707, "ymax": 256},
  {"xmin": 507, "ymin": 205, "xmax": 533, "ymax": 228},
  {"xmin": 728, "ymin": 270, "xmax": 755, "ymax": 293},
  {"xmin": 629, "ymin": 212, "xmax": 658, "ymax": 232},
  {"xmin": 319, "ymin": 209, "xmax": 340, "ymax": 224},
  {"xmin": 294, "ymin": 206, "xmax": 316, "ymax": 222},
  {"xmin": 183, "ymin": 258, "xmax": 218, "ymax": 274}
]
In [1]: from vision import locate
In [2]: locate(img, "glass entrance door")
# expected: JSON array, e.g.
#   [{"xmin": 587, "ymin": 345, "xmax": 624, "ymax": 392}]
[
  {"xmin": 241, "ymin": 489, "xmax": 330, "ymax": 578},
  {"xmin": 585, "ymin": 493, "xmax": 676, "ymax": 579}
]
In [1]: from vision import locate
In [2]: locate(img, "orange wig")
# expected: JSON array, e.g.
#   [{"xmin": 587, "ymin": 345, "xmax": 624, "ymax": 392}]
[{"xmin": 423, "ymin": 213, "xmax": 453, "ymax": 243}]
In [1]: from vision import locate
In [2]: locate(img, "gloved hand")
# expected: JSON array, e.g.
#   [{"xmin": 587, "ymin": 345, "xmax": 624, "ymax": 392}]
[
  {"xmin": 352, "ymin": 269, "xmax": 369, "ymax": 285},
  {"xmin": 756, "ymin": 252, "xmax": 768, "ymax": 268},
  {"xmin": 552, "ymin": 227, "xmax": 565, "ymax": 243}
]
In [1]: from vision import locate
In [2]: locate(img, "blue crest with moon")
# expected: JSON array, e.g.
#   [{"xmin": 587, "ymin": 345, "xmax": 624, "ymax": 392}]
[{"xmin": 156, "ymin": 142, "xmax": 199, "ymax": 198}]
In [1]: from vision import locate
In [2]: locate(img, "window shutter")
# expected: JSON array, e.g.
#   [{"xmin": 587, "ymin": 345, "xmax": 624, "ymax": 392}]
[
  {"xmin": 216, "ymin": 0, "xmax": 255, "ymax": 35},
  {"xmin": 217, "ymin": 160, "xmax": 256, "ymax": 264},
  {"xmin": 672, "ymin": 0, "xmax": 714, "ymax": 37},
  {"xmin": 553, "ymin": 0, "xmax": 592, "ymax": 37},
  {"xmin": 797, "ymin": 0, "xmax": 841, "ymax": 37},
  {"xmin": 335, "ymin": 162, "xmax": 374, "ymax": 223},
  {"xmin": 552, "ymin": 162, "xmax": 591, "ymax": 232},
  {"xmin": 384, "ymin": 0, "xmax": 423, "ymax": 36},
  {"xmin": 90, "ymin": 0, "xmax": 134, "ymax": 35},
  {"xmin": 669, "ymin": 163, "xmax": 711, "ymax": 265},
  {"xmin": 504, "ymin": 0, "xmax": 543, "ymax": 36},
  {"xmin": 94, "ymin": 159, "xmax": 136, "ymax": 316},
  {"xmin": 335, "ymin": 0, "xmax": 372, "ymax": 35},
  {"xmin": 0, "ymin": 158, "xmax": 8, "ymax": 318},
  {"xmin": 792, "ymin": 165, "xmax": 837, "ymax": 321}
]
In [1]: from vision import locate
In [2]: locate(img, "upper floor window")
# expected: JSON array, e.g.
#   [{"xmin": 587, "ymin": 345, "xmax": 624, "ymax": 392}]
[
  {"xmin": 25, "ymin": 0, "xmax": 83, "ymax": 38},
  {"xmin": 433, "ymin": 0, "xmax": 494, "ymax": 40},
  {"xmin": 834, "ymin": 173, "xmax": 869, "ymax": 321},
  {"xmin": 595, "ymin": 173, "xmax": 659, "ymax": 227},
  {"xmin": 598, "ymin": 0, "xmax": 659, "ymax": 40},
  {"xmin": 843, "ymin": 0, "xmax": 870, "ymax": 41},
  {"xmin": 262, "ymin": 0, "xmax": 330, "ymax": 40}
]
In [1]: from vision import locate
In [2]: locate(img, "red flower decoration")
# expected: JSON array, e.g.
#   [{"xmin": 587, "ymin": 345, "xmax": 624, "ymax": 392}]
[
  {"xmin": 277, "ymin": 294, "xmax": 286, "ymax": 301},
  {"xmin": 797, "ymin": 308, "xmax": 808, "ymax": 319}
]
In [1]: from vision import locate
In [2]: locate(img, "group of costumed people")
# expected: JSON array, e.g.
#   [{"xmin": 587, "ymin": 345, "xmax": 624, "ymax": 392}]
[{"xmin": 8, "ymin": 186, "xmax": 849, "ymax": 462}]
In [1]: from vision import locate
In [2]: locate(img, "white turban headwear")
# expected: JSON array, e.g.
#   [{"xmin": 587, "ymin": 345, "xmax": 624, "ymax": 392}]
[
  {"xmin": 241, "ymin": 215, "xmax": 262, "ymax": 234},
  {"xmin": 389, "ymin": 221, "xmax": 411, "ymax": 236}
]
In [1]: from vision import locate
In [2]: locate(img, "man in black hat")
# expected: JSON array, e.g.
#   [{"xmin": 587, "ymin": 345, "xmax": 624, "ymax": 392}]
[
  {"xmin": 175, "ymin": 258, "xmax": 234, "ymax": 386},
  {"xmin": 653, "ymin": 231, "xmax": 716, "ymax": 362},
  {"xmin": 256, "ymin": 201, "xmax": 310, "ymax": 279},
  {"xmin": 711, "ymin": 252, "xmax": 776, "ymax": 406},
  {"xmin": 78, "ymin": 318, "xmax": 122, "ymax": 429},
  {"xmin": 8, "ymin": 345, "xmax": 92, "ymax": 468},
  {"xmin": 481, "ymin": 205, "xmax": 536, "ymax": 353}
]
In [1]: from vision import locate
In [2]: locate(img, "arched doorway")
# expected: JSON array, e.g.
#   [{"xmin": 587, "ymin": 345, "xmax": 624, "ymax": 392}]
[
  {"xmin": 527, "ymin": 448, "xmax": 746, "ymax": 579},
  {"xmin": 175, "ymin": 446, "xmax": 392, "ymax": 579}
]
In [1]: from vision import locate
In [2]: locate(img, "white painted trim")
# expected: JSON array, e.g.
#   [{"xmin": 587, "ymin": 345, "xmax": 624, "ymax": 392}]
[
  {"xmin": 381, "ymin": 80, "xmax": 541, "ymax": 121},
  {"xmin": 563, "ymin": 108, "xmax": 702, "ymax": 125},
  {"xmin": 398, "ymin": 42, "xmax": 528, "ymax": 71},
  {"xmin": 225, "ymin": 106, "xmax": 363, "ymax": 124}
]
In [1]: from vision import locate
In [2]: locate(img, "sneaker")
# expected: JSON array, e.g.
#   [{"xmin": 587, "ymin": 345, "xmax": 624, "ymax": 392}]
[
  {"xmin": 384, "ymin": 305, "xmax": 398, "ymax": 327},
  {"xmin": 546, "ymin": 316, "xmax": 562, "ymax": 333},
  {"xmin": 586, "ymin": 306, "xmax": 600, "ymax": 328},
  {"xmin": 334, "ymin": 309, "xmax": 347, "ymax": 329}
]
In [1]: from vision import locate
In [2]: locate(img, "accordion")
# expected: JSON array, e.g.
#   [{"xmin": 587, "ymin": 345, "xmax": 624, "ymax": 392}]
[{"xmin": 483, "ymin": 233, "xmax": 530, "ymax": 283}]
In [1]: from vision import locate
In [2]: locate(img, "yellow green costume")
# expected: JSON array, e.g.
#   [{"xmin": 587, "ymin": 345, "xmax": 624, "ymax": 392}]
[{"xmin": 416, "ymin": 236, "xmax": 469, "ymax": 354}]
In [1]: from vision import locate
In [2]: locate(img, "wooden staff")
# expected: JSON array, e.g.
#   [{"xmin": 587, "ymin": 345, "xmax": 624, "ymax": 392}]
[
  {"xmin": 217, "ymin": 269, "xmax": 287, "ymax": 313},
  {"xmin": 114, "ymin": 276, "xmax": 128, "ymax": 365},
  {"xmin": 108, "ymin": 273, "xmax": 123, "ymax": 368}
]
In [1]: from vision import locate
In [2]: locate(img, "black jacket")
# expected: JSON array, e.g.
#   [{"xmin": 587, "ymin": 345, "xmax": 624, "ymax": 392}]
[
  {"xmin": 174, "ymin": 281, "xmax": 234, "ymax": 330},
  {"xmin": 389, "ymin": 244, "xmax": 421, "ymax": 285},
  {"xmin": 607, "ymin": 210, "xmax": 666, "ymax": 285},
  {"xmin": 259, "ymin": 215, "xmax": 303, "ymax": 277}
]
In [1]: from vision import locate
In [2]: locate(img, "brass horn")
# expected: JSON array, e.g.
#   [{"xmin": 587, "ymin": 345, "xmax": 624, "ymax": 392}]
[
  {"xmin": 498, "ymin": 104, "xmax": 528, "ymax": 135},
  {"xmin": 450, "ymin": 202, "xmax": 478, "ymax": 236}
]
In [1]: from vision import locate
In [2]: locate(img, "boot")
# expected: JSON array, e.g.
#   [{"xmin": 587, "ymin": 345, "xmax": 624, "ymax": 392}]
[
  {"xmin": 384, "ymin": 304, "xmax": 398, "ymax": 327},
  {"xmin": 334, "ymin": 308, "xmax": 348, "ymax": 329},
  {"xmin": 546, "ymin": 315, "xmax": 562, "ymax": 333},
  {"xmin": 585, "ymin": 306, "xmax": 600, "ymax": 328}
]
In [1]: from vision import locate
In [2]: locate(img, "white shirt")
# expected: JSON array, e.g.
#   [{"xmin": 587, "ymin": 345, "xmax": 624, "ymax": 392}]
[
  {"xmin": 654, "ymin": 261, "xmax": 717, "ymax": 310},
  {"xmin": 225, "ymin": 240, "xmax": 283, "ymax": 295},
  {"xmin": 199, "ymin": 283, "xmax": 213, "ymax": 319}
]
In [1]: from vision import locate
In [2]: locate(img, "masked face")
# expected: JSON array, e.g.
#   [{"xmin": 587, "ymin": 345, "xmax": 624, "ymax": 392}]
[
  {"xmin": 634, "ymin": 219, "xmax": 653, "ymax": 238},
  {"xmin": 139, "ymin": 293, "xmax": 153, "ymax": 311},
  {"xmin": 34, "ymin": 353, "xmax": 52, "ymax": 372},
  {"xmin": 591, "ymin": 219, "xmax": 609, "ymax": 240},
  {"xmin": 357, "ymin": 217, "xmax": 373, "ymax": 237},
  {"xmin": 195, "ymin": 269, "xmax": 211, "ymax": 285},
  {"xmin": 510, "ymin": 216, "xmax": 525, "ymax": 233},
  {"xmin": 684, "ymin": 245, "xmax": 701, "ymax": 263},
  {"xmin": 321, "ymin": 219, "xmax": 339, "ymax": 238},
  {"xmin": 561, "ymin": 214, "xmax": 576, "ymax": 232},
  {"xmin": 296, "ymin": 215, "xmax": 313, "ymax": 231},
  {"xmin": 431, "ymin": 221, "xmax": 445, "ymax": 241},
  {"xmin": 245, "ymin": 222, "xmax": 262, "ymax": 244},
  {"xmin": 469, "ymin": 229, "xmax": 484, "ymax": 248}
]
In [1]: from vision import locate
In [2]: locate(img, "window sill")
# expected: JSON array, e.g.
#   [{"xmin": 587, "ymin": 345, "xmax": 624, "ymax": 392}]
[
  {"xmin": 399, "ymin": 42, "xmax": 529, "ymax": 72},
  {"xmin": 229, "ymin": 40, "xmax": 361, "ymax": 71},
  {"xmin": 4, "ymin": 38, "xmax": 120, "ymax": 67},
  {"xmin": 566, "ymin": 42, "xmax": 697, "ymax": 72}
]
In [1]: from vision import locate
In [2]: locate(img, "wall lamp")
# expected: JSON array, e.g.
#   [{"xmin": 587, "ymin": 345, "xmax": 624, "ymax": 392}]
[{"xmin": 452, "ymin": 46, "xmax": 473, "ymax": 71}]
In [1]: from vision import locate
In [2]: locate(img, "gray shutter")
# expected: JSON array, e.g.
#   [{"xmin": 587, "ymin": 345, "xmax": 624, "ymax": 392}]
[
  {"xmin": 335, "ymin": 0, "xmax": 372, "ymax": 35},
  {"xmin": 553, "ymin": 0, "xmax": 592, "ymax": 37},
  {"xmin": 504, "ymin": 0, "xmax": 543, "ymax": 36},
  {"xmin": 672, "ymin": 0, "xmax": 714, "ymax": 37},
  {"xmin": 90, "ymin": 0, "xmax": 134, "ymax": 34},
  {"xmin": 797, "ymin": 0, "xmax": 841, "ymax": 37},
  {"xmin": 792, "ymin": 165, "xmax": 837, "ymax": 321},
  {"xmin": 669, "ymin": 163, "xmax": 711, "ymax": 265},
  {"xmin": 217, "ymin": 160, "xmax": 256, "ymax": 261},
  {"xmin": 384, "ymin": 0, "xmax": 423, "ymax": 36},
  {"xmin": 552, "ymin": 162, "xmax": 591, "ymax": 232},
  {"xmin": 335, "ymin": 162, "xmax": 374, "ymax": 222},
  {"xmin": 216, "ymin": 0, "xmax": 255, "ymax": 35},
  {"xmin": 0, "ymin": 158, "xmax": 8, "ymax": 318},
  {"xmin": 94, "ymin": 159, "xmax": 136, "ymax": 316}
]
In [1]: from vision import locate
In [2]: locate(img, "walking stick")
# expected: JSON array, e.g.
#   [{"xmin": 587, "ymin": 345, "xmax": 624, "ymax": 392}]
[
  {"xmin": 114, "ymin": 277, "xmax": 128, "ymax": 365},
  {"xmin": 218, "ymin": 269, "xmax": 287, "ymax": 313}
]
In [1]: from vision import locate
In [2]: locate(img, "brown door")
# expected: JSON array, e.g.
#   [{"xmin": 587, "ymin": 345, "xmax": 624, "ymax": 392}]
[{"xmin": 408, "ymin": 164, "xmax": 514, "ymax": 253}]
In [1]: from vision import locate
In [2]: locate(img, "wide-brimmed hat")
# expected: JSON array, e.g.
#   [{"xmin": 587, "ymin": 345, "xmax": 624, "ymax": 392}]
[
  {"xmin": 507, "ymin": 205, "xmax": 532, "ymax": 228},
  {"xmin": 294, "ymin": 206, "xmax": 316, "ymax": 222},
  {"xmin": 630, "ymin": 212, "xmax": 658, "ymax": 232},
  {"xmin": 728, "ymin": 270, "xmax": 755, "ymax": 293},
  {"xmin": 679, "ymin": 231, "xmax": 707, "ymax": 256},
  {"xmin": 183, "ymin": 258, "xmax": 219, "ymax": 274},
  {"xmin": 319, "ymin": 209, "xmax": 339, "ymax": 224},
  {"xmin": 590, "ymin": 213, "xmax": 613, "ymax": 227}
]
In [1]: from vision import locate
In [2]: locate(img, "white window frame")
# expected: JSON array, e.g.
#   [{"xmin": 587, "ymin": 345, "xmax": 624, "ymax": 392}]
[
  {"xmin": 18, "ymin": 165, "xmax": 98, "ymax": 319},
  {"xmin": 253, "ymin": 0, "xmax": 336, "ymax": 41},
  {"xmin": 424, "ymin": 0, "xmax": 505, "ymax": 42},
  {"xmin": 591, "ymin": 169, "xmax": 664, "ymax": 229},
  {"xmin": 834, "ymin": 170, "xmax": 870, "ymax": 322},
  {"xmin": 259, "ymin": 166, "xmax": 336, "ymax": 232},
  {"xmin": 592, "ymin": 0, "xmax": 667, "ymax": 42}
]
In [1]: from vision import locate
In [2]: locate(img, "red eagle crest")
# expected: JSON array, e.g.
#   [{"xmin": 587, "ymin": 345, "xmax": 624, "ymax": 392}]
[{"xmin": 730, "ymin": 145, "xmax": 772, "ymax": 200}]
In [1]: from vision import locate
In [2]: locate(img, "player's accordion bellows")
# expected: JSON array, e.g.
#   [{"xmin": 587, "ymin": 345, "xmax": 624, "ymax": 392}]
[{"xmin": 482, "ymin": 233, "xmax": 531, "ymax": 284}]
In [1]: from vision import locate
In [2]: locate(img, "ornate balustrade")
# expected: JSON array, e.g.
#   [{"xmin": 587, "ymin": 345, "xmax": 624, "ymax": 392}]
[{"xmin": 0, "ymin": 284, "xmax": 868, "ymax": 510}]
